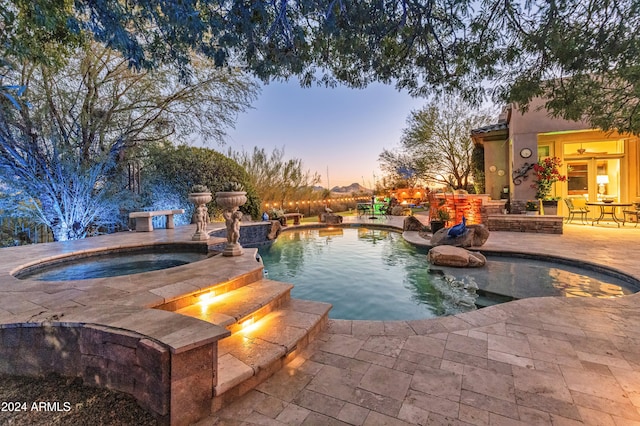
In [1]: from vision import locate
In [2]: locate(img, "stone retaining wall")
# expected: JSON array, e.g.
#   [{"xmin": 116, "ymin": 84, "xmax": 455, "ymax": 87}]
[
  {"xmin": 487, "ymin": 214, "xmax": 563, "ymax": 234},
  {"xmin": 0, "ymin": 323, "xmax": 172, "ymax": 423},
  {"xmin": 210, "ymin": 222, "xmax": 273, "ymax": 248}
]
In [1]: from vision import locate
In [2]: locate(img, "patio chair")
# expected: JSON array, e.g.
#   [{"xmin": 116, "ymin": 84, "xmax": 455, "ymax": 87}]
[
  {"xmin": 564, "ymin": 198, "xmax": 589, "ymax": 224},
  {"xmin": 357, "ymin": 204, "xmax": 371, "ymax": 217},
  {"xmin": 623, "ymin": 203, "xmax": 640, "ymax": 227},
  {"xmin": 379, "ymin": 203, "xmax": 394, "ymax": 218}
]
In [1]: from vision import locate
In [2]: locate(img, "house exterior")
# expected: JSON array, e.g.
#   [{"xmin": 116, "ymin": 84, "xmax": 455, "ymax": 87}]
[{"xmin": 472, "ymin": 99, "xmax": 640, "ymax": 216}]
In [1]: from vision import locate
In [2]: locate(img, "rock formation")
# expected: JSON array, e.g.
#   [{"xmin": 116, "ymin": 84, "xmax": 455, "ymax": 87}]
[
  {"xmin": 320, "ymin": 213, "xmax": 343, "ymax": 224},
  {"xmin": 430, "ymin": 224, "xmax": 489, "ymax": 247},
  {"xmin": 403, "ymin": 215, "xmax": 424, "ymax": 231},
  {"xmin": 267, "ymin": 220, "xmax": 282, "ymax": 240},
  {"xmin": 427, "ymin": 245, "xmax": 487, "ymax": 267}
]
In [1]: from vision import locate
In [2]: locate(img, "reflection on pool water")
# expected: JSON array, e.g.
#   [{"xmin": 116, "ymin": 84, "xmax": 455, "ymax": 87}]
[
  {"xmin": 18, "ymin": 250, "xmax": 208, "ymax": 281},
  {"xmin": 257, "ymin": 227, "xmax": 636, "ymax": 320}
]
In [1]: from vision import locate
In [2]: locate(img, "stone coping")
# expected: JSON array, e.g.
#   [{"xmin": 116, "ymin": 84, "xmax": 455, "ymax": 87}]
[{"xmin": 4, "ymin": 218, "xmax": 639, "ymax": 424}]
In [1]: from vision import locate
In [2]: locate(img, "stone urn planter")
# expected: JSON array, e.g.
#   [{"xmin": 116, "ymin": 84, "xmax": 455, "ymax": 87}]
[
  {"xmin": 541, "ymin": 200, "xmax": 558, "ymax": 215},
  {"xmin": 188, "ymin": 189, "xmax": 212, "ymax": 241},
  {"xmin": 215, "ymin": 190, "xmax": 248, "ymax": 256}
]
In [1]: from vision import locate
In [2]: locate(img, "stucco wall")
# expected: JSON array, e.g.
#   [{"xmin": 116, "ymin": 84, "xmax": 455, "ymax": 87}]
[
  {"xmin": 509, "ymin": 98, "xmax": 592, "ymax": 135},
  {"xmin": 509, "ymin": 99, "xmax": 592, "ymax": 203},
  {"xmin": 483, "ymin": 139, "xmax": 510, "ymax": 200}
]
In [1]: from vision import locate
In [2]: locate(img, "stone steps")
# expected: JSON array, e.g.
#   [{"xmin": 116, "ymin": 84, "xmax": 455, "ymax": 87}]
[
  {"xmin": 176, "ymin": 279, "xmax": 294, "ymax": 333},
  {"xmin": 172, "ymin": 272, "xmax": 331, "ymax": 413},
  {"xmin": 475, "ymin": 290, "xmax": 516, "ymax": 308},
  {"xmin": 212, "ymin": 298, "xmax": 331, "ymax": 411}
]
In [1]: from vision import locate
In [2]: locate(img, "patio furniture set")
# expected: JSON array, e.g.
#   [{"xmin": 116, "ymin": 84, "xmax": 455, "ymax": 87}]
[{"xmin": 564, "ymin": 198, "xmax": 640, "ymax": 227}]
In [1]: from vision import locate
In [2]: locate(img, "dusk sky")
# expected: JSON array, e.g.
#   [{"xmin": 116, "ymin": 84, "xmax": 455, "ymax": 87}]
[{"xmin": 225, "ymin": 80, "xmax": 426, "ymax": 189}]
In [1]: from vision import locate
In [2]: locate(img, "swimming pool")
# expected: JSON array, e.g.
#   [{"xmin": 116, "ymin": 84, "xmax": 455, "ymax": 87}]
[{"xmin": 257, "ymin": 227, "xmax": 636, "ymax": 320}]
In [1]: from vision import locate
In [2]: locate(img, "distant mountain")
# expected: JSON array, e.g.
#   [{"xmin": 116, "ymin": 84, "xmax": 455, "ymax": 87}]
[{"xmin": 330, "ymin": 183, "xmax": 372, "ymax": 194}]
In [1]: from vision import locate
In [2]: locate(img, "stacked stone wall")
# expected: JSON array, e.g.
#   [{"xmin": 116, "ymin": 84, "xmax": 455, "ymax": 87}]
[
  {"xmin": 0, "ymin": 323, "xmax": 172, "ymax": 422},
  {"xmin": 486, "ymin": 215, "xmax": 563, "ymax": 234}
]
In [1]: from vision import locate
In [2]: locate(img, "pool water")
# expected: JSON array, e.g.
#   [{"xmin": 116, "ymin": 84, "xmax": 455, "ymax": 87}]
[
  {"xmin": 257, "ymin": 227, "xmax": 635, "ymax": 320},
  {"xmin": 18, "ymin": 251, "xmax": 208, "ymax": 281}
]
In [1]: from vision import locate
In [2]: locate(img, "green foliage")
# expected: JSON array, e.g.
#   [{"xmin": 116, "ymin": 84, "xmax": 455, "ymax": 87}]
[
  {"xmin": 190, "ymin": 185, "xmax": 210, "ymax": 193},
  {"xmin": 14, "ymin": 42, "xmax": 257, "ymax": 149},
  {"xmin": 471, "ymin": 145, "xmax": 485, "ymax": 195},
  {"xmin": 1, "ymin": 0, "xmax": 82, "ymax": 67},
  {"xmin": 380, "ymin": 97, "xmax": 493, "ymax": 190},
  {"xmin": 143, "ymin": 144, "xmax": 260, "ymax": 219},
  {"xmin": 220, "ymin": 181, "xmax": 245, "ymax": 192},
  {"xmin": 228, "ymin": 147, "xmax": 320, "ymax": 206},
  {"xmin": 525, "ymin": 201, "xmax": 539, "ymax": 211},
  {"xmin": 5, "ymin": 0, "xmax": 640, "ymax": 134},
  {"xmin": 494, "ymin": 1, "xmax": 640, "ymax": 134},
  {"xmin": 436, "ymin": 209, "xmax": 451, "ymax": 222}
]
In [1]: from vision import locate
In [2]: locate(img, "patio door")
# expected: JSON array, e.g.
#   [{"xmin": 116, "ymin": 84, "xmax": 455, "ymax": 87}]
[{"xmin": 566, "ymin": 158, "xmax": 621, "ymax": 203}]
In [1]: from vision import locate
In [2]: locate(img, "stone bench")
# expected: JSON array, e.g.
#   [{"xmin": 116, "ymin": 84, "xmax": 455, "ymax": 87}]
[
  {"xmin": 129, "ymin": 209, "xmax": 185, "ymax": 232},
  {"xmin": 282, "ymin": 212, "xmax": 303, "ymax": 226}
]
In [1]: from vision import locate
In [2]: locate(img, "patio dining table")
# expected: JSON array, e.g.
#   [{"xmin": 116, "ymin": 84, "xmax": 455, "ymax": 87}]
[{"xmin": 586, "ymin": 202, "xmax": 632, "ymax": 227}]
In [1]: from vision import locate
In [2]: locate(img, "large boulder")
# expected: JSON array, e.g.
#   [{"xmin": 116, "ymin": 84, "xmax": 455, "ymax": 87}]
[
  {"xmin": 469, "ymin": 224, "xmax": 490, "ymax": 246},
  {"xmin": 319, "ymin": 213, "xmax": 343, "ymax": 224},
  {"xmin": 430, "ymin": 224, "xmax": 489, "ymax": 247},
  {"xmin": 391, "ymin": 206, "xmax": 402, "ymax": 216},
  {"xmin": 403, "ymin": 215, "xmax": 424, "ymax": 231},
  {"xmin": 267, "ymin": 220, "xmax": 282, "ymax": 240},
  {"xmin": 427, "ymin": 245, "xmax": 486, "ymax": 268}
]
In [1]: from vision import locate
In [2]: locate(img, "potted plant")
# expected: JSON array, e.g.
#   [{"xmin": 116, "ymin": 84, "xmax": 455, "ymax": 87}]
[
  {"xmin": 188, "ymin": 184, "xmax": 212, "ymax": 204},
  {"xmin": 430, "ymin": 208, "xmax": 450, "ymax": 234},
  {"xmin": 525, "ymin": 200, "xmax": 539, "ymax": 215},
  {"xmin": 269, "ymin": 208, "xmax": 286, "ymax": 225},
  {"xmin": 531, "ymin": 157, "xmax": 566, "ymax": 215},
  {"xmin": 215, "ymin": 181, "xmax": 246, "ymax": 209}
]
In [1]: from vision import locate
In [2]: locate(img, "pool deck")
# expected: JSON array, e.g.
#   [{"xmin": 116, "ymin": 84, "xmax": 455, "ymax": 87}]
[
  {"xmin": 208, "ymin": 215, "xmax": 640, "ymax": 425},
  {"xmin": 2, "ymin": 215, "xmax": 640, "ymax": 425}
]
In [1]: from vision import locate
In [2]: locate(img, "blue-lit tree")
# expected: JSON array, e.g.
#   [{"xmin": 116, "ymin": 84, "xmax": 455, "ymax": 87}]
[
  {"xmin": 0, "ymin": 128, "xmax": 127, "ymax": 241},
  {"xmin": 0, "ymin": 42, "xmax": 257, "ymax": 241}
]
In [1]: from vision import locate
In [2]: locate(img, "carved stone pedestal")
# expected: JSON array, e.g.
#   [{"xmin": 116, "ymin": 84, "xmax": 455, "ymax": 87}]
[
  {"xmin": 215, "ymin": 191, "xmax": 248, "ymax": 257},
  {"xmin": 188, "ymin": 192, "xmax": 212, "ymax": 241}
]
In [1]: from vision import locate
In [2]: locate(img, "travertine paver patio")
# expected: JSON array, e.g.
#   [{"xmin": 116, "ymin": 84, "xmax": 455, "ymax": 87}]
[{"xmin": 205, "ymin": 218, "xmax": 640, "ymax": 425}]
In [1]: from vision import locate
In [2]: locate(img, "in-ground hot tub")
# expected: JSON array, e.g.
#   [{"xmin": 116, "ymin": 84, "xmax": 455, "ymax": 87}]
[{"xmin": 13, "ymin": 244, "xmax": 212, "ymax": 281}]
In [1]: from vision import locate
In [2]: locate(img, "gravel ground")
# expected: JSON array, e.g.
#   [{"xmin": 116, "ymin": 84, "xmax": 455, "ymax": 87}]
[{"xmin": 0, "ymin": 374, "xmax": 157, "ymax": 425}]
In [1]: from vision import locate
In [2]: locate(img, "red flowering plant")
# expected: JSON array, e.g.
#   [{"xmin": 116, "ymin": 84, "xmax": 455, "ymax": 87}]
[{"xmin": 531, "ymin": 157, "xmax": 567, "ymax": 200}]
